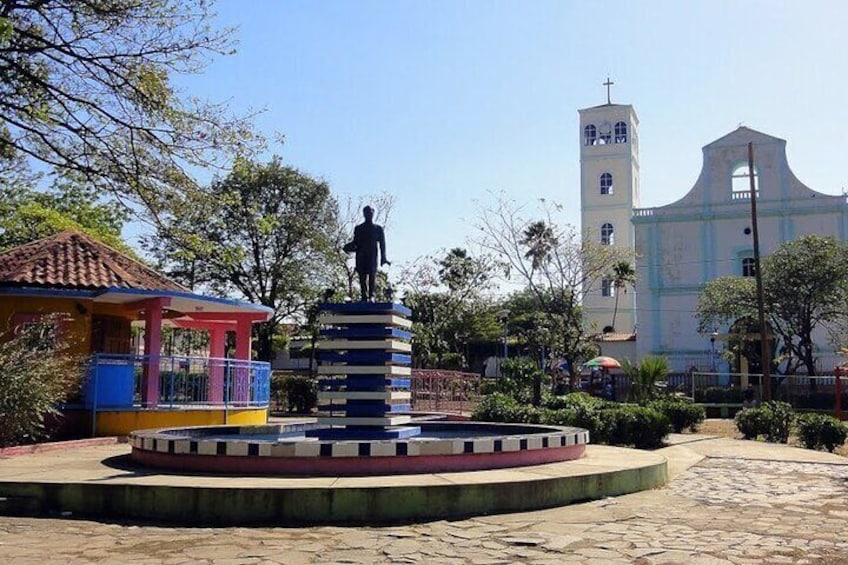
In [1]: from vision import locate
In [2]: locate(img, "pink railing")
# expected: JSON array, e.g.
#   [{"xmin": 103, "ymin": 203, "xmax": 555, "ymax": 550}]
[{"xmin": 410, "ymin": 369, "xmax": 482, "ymax": 414}]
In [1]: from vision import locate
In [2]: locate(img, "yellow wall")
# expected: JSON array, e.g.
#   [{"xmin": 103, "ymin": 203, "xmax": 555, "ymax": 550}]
[
  {"xmin": 0, "ymin": 295, "xmax": 136, "ymax": 356},
  {"xmin": 94, "ymin": 408, "xmax": 268, "ymax": 436},
  {"xmin": 0, "ymin": 295, "xmax": 93, "ymax": 356}
]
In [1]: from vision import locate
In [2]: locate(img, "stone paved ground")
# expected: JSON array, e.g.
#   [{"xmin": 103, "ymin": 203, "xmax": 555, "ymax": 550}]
[{"xmin": 2, "ymin": 437, "xmax": 848, "ymax": 564}]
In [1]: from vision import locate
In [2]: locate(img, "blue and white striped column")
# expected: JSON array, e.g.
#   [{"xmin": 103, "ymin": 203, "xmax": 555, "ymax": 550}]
[{"xmin": 311, "ymin": 302, "xmax": 420, "ymax": 440}]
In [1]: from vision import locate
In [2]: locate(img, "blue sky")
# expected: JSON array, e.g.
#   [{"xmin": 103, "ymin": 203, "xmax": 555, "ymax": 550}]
[{"xmin": 169, "ymin": 0, "xmax": 848, "ymax": 270}]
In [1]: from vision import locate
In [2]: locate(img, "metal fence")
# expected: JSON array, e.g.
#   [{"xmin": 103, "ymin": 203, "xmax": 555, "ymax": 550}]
[
  {"xmin": 86, "ymin": 353, "xmax": 271, "ymax": 410},
  {"xmin": 684, "ymin": 371, "xmax": 847, "ymax": 412},
  {"xmin": 410, "ymin": 369, "xmax": 482, "ymax": 414}
]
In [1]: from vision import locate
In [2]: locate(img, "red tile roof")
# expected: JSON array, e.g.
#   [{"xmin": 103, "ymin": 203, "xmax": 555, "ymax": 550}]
[{"xmin": 0, "ymin": 231, "xmax": 189, "ymax": 292}]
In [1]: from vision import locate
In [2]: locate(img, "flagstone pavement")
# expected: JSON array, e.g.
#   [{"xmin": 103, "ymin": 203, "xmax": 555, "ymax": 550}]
[{"xmin": 1, "ymin": 435, "xmax": 847, "ymax": 564}]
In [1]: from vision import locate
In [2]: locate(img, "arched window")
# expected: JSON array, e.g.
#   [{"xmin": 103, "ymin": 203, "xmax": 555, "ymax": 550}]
[
  {"xmin": 601, "ymin": 278, "xmax": 614, "ymax": 297},
  {"xmin": 600, "ymin": 173, "xmax": 613, "ymax": 195},
  {"xmin": 584, "ymin": 125, "xmax": 597, "ymax": 146},
  {"xmin": 732, "ymin": 164, "xmax": 759, "ymax": 196},
  {"xmin": 601, "ymin": 223, "xmax": 614, "ymax": 246},
  {"xmin": 614, "ymin": 121, "xmax": 628, "ymax": 143},
  {"xmin": 742, "ymin": 257, "xmax": 756, "ymax": 277}
]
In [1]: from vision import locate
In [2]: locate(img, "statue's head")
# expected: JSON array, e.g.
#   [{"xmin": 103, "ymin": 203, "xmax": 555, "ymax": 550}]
[{"xmin": 363, "ymin": 206, "xmax": 374, "ymax": 222}]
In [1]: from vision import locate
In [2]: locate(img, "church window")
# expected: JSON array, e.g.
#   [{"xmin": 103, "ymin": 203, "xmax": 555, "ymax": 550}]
[
  {"xmin": 742, "ymin": 257, "xmax": 756, "ymax": 277},
  {"xmin": 600, "ymin": 173, "xmax": 613, "ymax": 195},
  {"xmin": 584, "ymin": 125, "xmax": 597, "ymax": 146},
  {"xmin": 601, "ymin": 278, "xmax": 614, "ymax": 297},
  {"xmin": 614, "ymin": 121, "xmax": 628, "ymax": 143},
  {"xmin": 731, "ymin": 164, "xmax": 759, "ymax": 196},
  {"xmin": 601, "ymin": 223, "xmax": 614, "ymax": 245}
]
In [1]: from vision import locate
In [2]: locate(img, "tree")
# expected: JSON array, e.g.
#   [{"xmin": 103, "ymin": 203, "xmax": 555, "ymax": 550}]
[
  {"xmin": 0, "ymin": 1, "xmax": 256, "ymax": 209},
  {"xmin": 697, "ymin": 235, "xmax": 848, "ymax": 375},
  {"xmin": 609, "ymin": 261, "xmax": 636, "ymax": 332},
  {"xmin": 400, "ymin": 248, "xmax": 497, "ymax": 368},
  {"xmin": 0, "ymin": 173, "xmax": 130, "ymax": 253},
  {"xmin": 0, "ymin": 315, "xmax": 82, "ymax": 447},
  {"xmin": 143, "ymin": 156, "xmax": 341, "ymax": 361},
  {"xmin": 474, "ymin": 193, "xmax": 631, "ymax": 388}
]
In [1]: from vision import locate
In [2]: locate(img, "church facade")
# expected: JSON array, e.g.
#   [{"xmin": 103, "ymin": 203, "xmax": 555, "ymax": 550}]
[{"xmin": 579, "ymin": 99, "xmax": 848, "ymax": 372}]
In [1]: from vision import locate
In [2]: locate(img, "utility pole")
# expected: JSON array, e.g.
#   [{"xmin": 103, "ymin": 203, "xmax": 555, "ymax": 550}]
[{"xmin": 748, "ymin": 142, "xmax": 771, "ymax": 402}]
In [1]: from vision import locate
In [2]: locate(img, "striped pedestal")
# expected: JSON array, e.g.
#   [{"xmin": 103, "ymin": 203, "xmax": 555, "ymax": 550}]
[{"xmin": 310, "ymin": 302, "xmax": 420, "ymax": 440}]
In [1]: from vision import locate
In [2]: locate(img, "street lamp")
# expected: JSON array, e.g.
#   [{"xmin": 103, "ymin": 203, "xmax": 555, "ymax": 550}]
[
  {"xmin": 496, "ymin": 309, "xmax": 510, "ymax": 359},
  {"xmin": 710, "ymin": 331, "xmax": 718, "ymax": 372}
]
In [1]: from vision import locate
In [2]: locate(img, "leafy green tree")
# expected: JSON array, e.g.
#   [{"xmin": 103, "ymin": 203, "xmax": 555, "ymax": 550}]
[
  {"xmin": 474, "ymin": 193, "xmax": 630, "ymax": 385},
  {"xmin": 0, "ymin": 174, "xmax": 131, "ymax": 253},
  {"xmin": 0, "ymin": 0, "xmax": 256, "ymax": 208},
  {"xmin": 143, "ymin": 156, "xmax": 341, "ymax": 361},
  {"xmin": 401, "ymin": 248, "xmax": 497, "ymax": 368},
  {"xmin": 697, "ymin": 235, "xmax": 848, "ymax": 375},
  {"xmin": 0, "ymin": 315, "xmax": 82, "ymax": 447}
]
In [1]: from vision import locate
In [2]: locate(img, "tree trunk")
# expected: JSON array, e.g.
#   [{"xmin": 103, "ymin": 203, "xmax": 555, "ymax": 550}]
[{"xmin": 255, "ymin": 321, "xmax": 276, "ymax": 362}]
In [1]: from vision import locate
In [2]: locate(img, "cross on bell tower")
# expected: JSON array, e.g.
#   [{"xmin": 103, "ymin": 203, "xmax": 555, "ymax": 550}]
[{"xmin": 603, "ymin": 76, "xmax": 614, "ymax": 104}]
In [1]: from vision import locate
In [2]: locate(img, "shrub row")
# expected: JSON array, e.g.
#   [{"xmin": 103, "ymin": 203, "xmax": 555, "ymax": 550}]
[
  {"xmin": 734, "ymin": 401, "xmax": 848, "ymax": 452},
  {"xmin": 472, "ymin": 392, "xmax": 708, "ymax": 449},
  {"xmin": 694, "ymin": 387, "xmax": 743, "ymax": 404}
]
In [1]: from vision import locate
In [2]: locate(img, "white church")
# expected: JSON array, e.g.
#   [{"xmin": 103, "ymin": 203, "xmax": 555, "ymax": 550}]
[{"xmin": 579, "ymin": 94, "xmax": 848, "ymax": 373}]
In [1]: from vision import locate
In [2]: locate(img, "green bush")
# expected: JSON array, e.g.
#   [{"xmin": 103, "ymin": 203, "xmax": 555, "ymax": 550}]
[
  {"xmin": 734, "ymin": 401, "xmax": 795, "ymax": 443},
  {"xmin": 480, "ymin": 358, "xmax": 549, "ymax": 404},
  {"xmin": 606, "ymin": 406, "xmax": 670, "ymax": 449},
  {"xmin": 543, "ymin": 391, "xmax": 611, "ymax": 411},
  {"xmin": 541, "ymin": 400, "xmax": 668, "ymax": 448},
  {"xmin": 793, "ymin": 392, "xmax": 848, "ymax": 411},
  {"xmin": 762, "ymin": 401, "xmax": 794, "ymax": 443},
  {"xmin": 271, "ymin": 374, "xmax": 317, "ymax": 413},
  {"xmin": 695, "ymin": 387, "xmax": 743, "ymax": 404},
  {"xmin": 795, "ymin": 413, "xmax": 848, "ymax": 452},
  {"xmin": 472, "ymin": 392, "xmax": 540, "ymax": 423},
  {"xmin": 0, "ymin": 317, "xmax": 82, "ymax": 447},
  {"xmin": 541, "ymin": 405, "xmax": 614, "ymax": 444},
  {"xmin": 734, "ymin": 406, "xmax": 770, "ymax": 439},
  {"xmin": 649, "ymin": 399, "xmax": 706, "ymax": 433}
]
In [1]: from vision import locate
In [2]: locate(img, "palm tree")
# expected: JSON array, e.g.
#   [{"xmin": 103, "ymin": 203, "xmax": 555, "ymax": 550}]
[
  {"xmin": 622, "ymin": 355, "xmax": 669, "ymax": 404},
  {"xmin": 521, "ymin": 221, "xmax": 557, "ymax": 270},
  {"xmin": 609, "ymin": 261, "xmax": 635, "ymax": 332}
]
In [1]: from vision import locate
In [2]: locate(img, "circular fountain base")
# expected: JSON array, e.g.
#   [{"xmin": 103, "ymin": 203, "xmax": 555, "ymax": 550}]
[{"xmin": 129, "ymin": 421, "xmax": 589, "ymax": 476}]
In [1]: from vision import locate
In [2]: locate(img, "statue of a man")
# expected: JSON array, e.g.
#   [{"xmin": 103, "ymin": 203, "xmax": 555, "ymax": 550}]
[{"xmin": 345, "ymin": 206, "xmax": 390, "ymax": 301}]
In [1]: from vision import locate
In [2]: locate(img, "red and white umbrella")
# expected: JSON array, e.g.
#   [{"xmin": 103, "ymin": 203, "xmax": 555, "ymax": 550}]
[{"xmin": 582, "ymin": 356, "xmax": 621, "ymax": 369}]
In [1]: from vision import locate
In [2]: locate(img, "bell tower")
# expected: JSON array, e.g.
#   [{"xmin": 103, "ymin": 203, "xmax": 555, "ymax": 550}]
[{"xmin": 578, "ymin": 80, "xmax": 639, "ymax": 335}]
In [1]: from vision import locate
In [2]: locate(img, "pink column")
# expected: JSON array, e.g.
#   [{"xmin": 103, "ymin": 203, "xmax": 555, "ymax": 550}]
[
  {"xmin": 141, "ymin": 298, "xmax": 165, "ymax": 408},
  {"xmin": 234, "ymin": 319, "xmax": 252, "ymax": 404},
  {"xmin": 208, "ymin": 327, "xmax": 227, "ymax": 404}
]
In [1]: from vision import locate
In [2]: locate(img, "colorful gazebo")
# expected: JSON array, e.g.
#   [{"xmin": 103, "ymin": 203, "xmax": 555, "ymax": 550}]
[{"xmin": 0, "ymin": 231, "xmax": 273, "ymax": 435}]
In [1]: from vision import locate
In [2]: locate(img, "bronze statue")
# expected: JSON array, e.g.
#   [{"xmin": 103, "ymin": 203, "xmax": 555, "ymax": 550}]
[{"xmin": 344, "ymin": 206, "xmax": 390, "ymax": 301}]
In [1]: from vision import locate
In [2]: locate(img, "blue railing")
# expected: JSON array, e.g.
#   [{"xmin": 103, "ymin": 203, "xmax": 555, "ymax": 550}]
[{"xmin": 85, "ymin": 353, "xmax": 271, "ymax": 410}]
